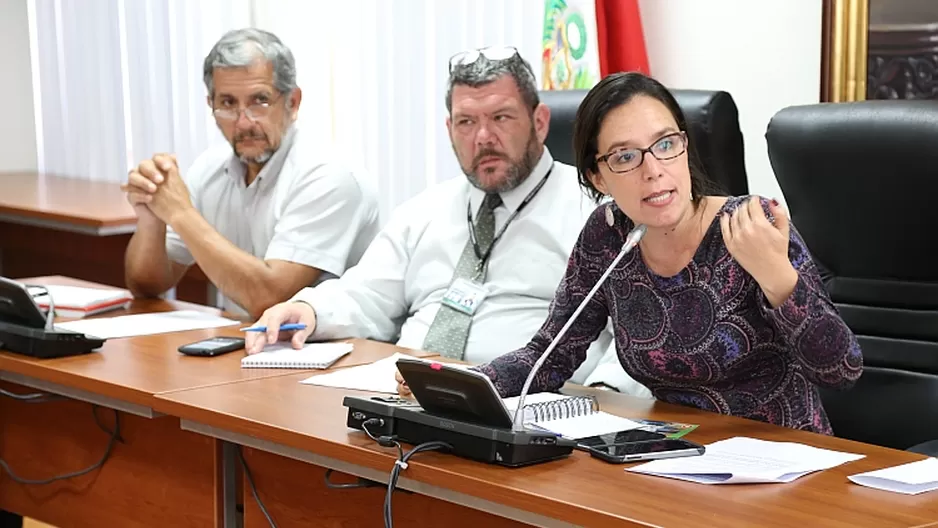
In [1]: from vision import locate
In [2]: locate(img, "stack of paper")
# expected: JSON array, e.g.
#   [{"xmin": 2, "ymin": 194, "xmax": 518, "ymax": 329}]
[
  {"xmin": 28, "ymin": 284, "xmax": 133, "ymax": 318},
  {"xmin": 628, "ymin": 436, "xmax": 865, "ymax": 484},
  {"xmin": 848, "ymin": 458, "xmax": 938, "ymax": 495},
  {"xmin": 55, "ymin": 310, "xmax": 239, "ymax": 338}
]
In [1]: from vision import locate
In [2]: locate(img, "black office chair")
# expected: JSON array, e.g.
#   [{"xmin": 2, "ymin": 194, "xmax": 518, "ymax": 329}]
[
  {"xmin": 539, "ymin": 88, "xmax": 749, "ymax": 196},
  {"xmin": 766, "ymin": 100, "xmax": 938, "ymax": 455}
]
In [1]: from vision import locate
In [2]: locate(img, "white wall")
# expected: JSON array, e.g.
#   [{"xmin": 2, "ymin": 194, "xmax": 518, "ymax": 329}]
[
  {"xmin": 639, "ymin": 0, "xmax": 822, "ymax": 204},
  {"xmin": 0, "ymin": 0, "xmax": 37, "ymax": 171}
]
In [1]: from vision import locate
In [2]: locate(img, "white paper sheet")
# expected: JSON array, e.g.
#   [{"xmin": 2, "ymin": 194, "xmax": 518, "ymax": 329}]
[
  {"xmin": 55, "ymin": 310, "xmax": 239, "ymax": 338},
  {"xmin": 628, "ymin": 436, "xmax": 865, "ymax": 484},
  {"xmin": 300, "ymin": 352, "xmax": 412, "ymax": 393},
  {"xmin": 848, "ymin": 458, "xmax": 938, "ymax": 495}
]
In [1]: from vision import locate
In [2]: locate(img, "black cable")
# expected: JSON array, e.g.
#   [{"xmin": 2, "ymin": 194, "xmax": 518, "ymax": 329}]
[
  {"xmin": 323, "ymin": 469, "xmax": 382, "ymax": 490},
  {"xmin": 362, "ymin": 419, "xmax": 404, "ymax": 460},
  {"xmin": 383, "ymin": 441, "xmax": 451, "ymax": 528},
  {"xmin": 92, "ymin": 405, "xmax": 124, "ymax": 443},
  {"xmin": 0, "ymin": 388, "xmax": 63, "ymax": 403},
  {"xmin": 238, "ymin": 446, "xmax": 277, "ymax": 528},
  {"xmin": 0, "ymin": 406, "xmax": 119, "ymax": 485},
  {"xmin": 360, "ymin": 418, "xmax": 453, "ymax": 527}
]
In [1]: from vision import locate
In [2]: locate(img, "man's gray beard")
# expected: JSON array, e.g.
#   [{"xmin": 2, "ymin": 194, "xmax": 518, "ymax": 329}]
[
  {"xmin": 230, "ymin": 120, "xmax": 292, "ymax": 166},
  {"xmin": 239, "ymin": 150, "xmax": 274, "ymax": 164},
  {"xmin": 463, "ymin": 135, "xmax": 540, "ymax": 193}
]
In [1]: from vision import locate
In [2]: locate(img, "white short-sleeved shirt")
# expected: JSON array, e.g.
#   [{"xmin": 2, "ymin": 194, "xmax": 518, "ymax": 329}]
[
  {"xmin": 166, "ymin": 126, "xmax": 380, "ymax": 315},
  {"xmin": 293, "ymin": 149, "xmax": 648, "ymax": 393}
]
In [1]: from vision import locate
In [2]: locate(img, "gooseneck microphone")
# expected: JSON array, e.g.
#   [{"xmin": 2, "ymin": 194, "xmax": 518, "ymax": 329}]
[{"xmin": 510, "ymin": 223, "xmax": 647, "ymax": 431}]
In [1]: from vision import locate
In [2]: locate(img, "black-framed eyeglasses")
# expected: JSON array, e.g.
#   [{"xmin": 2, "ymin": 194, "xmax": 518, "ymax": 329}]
[
  {"xmin": 596, "ymin": 132, "xmax": 687, "ymax": 174},
  {"xmin": 212, "ymin": 92, "xmax": 284, "ymax": 122},
  {"xmin": 449, "ymin": 46, "xmax": 522, "ymax": 73}
]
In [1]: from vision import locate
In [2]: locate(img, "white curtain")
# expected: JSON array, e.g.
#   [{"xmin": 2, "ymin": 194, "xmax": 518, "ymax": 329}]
[
  {"xmin": 29, "ymin": 0, "xmax": 545, "ymax": 218},
  {"xmin": 29, "ymin": 0, "xmax": 251, "ymax": 182},
  {"xmin": 253, "ymin": 0, "xmax": 545, "ymax": 218}
]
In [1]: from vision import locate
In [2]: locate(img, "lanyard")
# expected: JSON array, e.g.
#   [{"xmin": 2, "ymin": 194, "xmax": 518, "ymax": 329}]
[{"xmin": 466, "ymin": 163, "xmax": 554, "ymax": 278}]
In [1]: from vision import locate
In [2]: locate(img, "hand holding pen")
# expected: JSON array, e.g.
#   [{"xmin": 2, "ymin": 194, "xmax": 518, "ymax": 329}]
[{"xmin": 243, "ymin": 302, "xmax": 318, "ymax": 354}]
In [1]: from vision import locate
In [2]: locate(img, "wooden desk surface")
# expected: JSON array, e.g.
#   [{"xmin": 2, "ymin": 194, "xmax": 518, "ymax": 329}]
[
  {"xmin": 155, "ymin": 354, "xmax": 938, "ymax": 528},
  {"xmin": 0, "ymin": 277, "xmax": 433, "ymax": 409},
  {"xmin": 0, "ymin": 172, "xmax": 136, "ymax": 234}
]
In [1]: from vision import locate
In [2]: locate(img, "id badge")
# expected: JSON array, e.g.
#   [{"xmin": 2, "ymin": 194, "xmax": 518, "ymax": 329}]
[{"xmin": 440, "ymin": 277, "xmax": 488, "ymax": 315}]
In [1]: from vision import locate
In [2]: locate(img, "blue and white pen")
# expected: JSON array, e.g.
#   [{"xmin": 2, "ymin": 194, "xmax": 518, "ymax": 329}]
[{"xmin": 239, "ymin": 323, "xmax": 307, "ymax": 332}]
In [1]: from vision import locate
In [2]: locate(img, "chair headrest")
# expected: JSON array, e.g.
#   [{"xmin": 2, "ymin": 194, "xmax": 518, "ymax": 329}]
[{"xmin": 539, "ymin": 88, "xmax": 748, "ymax": 196}]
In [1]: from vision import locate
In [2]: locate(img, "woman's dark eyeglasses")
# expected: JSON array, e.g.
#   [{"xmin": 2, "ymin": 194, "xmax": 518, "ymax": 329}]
[{"xmin": 596, "ymin": 132, "xmax": 687, "ymax": 173}]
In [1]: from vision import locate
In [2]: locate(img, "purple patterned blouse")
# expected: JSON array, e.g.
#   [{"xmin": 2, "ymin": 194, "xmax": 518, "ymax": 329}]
[{"xmin": 477, "ymin": 196, "xmax": 863, "ymax": 434}]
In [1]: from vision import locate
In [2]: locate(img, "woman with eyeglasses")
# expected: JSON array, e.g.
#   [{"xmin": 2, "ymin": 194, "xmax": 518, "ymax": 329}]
[{"xmin": 475, "ymin": 72, "xmax": 863, "ymax": 434}]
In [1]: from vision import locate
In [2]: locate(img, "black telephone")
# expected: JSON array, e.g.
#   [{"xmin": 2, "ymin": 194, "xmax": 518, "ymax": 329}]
[
  {"xmin": 0, "ymin": 276, "xmax": 105, "ymax": 358},
  {"xmin": 395, "ymin": 357, "xmax": 515, "ymax": 428}
]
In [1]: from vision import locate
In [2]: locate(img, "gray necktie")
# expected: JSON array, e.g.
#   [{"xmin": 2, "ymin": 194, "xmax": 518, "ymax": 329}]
[{"xmin": 422, "ymin": 193, "xmax": 502, "ymax": 359}]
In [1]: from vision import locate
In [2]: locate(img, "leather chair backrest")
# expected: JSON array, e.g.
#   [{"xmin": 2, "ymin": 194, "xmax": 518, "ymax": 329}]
[
  {"xmin": 767, "ymin": 100, "xmax": 938, "ymax": 449},
  {"xmin": 539, "ymin": 88, "xmax": 749, "ymax": 196},
  {"xmin": 766, "ymin": 101, "xmax": 938, "ymax": 372}
]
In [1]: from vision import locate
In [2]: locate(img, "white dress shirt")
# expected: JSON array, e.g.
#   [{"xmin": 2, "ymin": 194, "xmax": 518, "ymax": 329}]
[
  {"xmin": 294, "ymin": 148, "xmax": 645, "ymax": 389},
  {"xmin": 166, "ymin": 127, "xmax": 381, "ymax": 315}
]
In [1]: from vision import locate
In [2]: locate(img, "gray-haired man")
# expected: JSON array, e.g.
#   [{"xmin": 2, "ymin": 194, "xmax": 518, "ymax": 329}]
[
  {"xmin": 123, "ymin": 29, "xmax": 380, "ymax": 318},
  {"xmin": 246, "ymin": 46, "xmax": 650, "ymax": 397}
]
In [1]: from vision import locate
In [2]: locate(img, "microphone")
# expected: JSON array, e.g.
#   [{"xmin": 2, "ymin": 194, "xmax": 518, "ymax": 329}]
[{"xmin": 510, "ymin": 223, "xmax": 647, "ymax": 431}]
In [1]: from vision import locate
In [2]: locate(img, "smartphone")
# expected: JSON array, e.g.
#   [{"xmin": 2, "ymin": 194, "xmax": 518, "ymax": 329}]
[
  {"xmin": 586, "ymin": 439, "xmax": 705, "ymax": 464},
  {"xmin": 577, "ymin": 430, "xmax": 666, "ymax": 449},
  {"xmin": 178, "ymin": 337, "xmax": 245, "ymax": 357}
]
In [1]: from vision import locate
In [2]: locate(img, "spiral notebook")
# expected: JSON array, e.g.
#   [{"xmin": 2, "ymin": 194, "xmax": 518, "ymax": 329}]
[
  {"xmin": 240, "ymin": 342, "xmax": 353, "ymax": 369},
  {"xmin": 502, "ymin": 393, "xmax": 642, "ymax": 439}
]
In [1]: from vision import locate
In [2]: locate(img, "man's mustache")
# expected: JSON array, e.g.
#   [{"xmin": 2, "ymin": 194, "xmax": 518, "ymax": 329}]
[
  {"xmin": 472, "ymin": 149, "xmax": 508, "ymax": 169},
  {"xmin": 235, "ymin": 131, "xmax": 267, "ymax": 142}
]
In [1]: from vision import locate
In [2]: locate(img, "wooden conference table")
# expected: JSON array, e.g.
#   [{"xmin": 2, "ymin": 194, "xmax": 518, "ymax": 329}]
[
  {"xmin": 0, "ymin": 276, "xmax": 433, "ymax": 527},
  {"xmin": 0, "ymin": 172, "xmax": 212, "ymax": 304},
  {"xmin": 157, "ymin": 375, "xmax": 938, "ymax": 528},
  {"xmin": 1, "ymin": 276, "xmax": 936, "ymax": 527}
]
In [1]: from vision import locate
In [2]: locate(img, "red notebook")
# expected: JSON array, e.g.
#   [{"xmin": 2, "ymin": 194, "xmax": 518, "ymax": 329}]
[{"xmin": 28, "ymin": 285, "xmax": 133, "ymax": 319}]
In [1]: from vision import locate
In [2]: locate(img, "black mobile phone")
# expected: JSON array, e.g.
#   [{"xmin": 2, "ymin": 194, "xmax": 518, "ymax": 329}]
[
  {"xmin": 586, "ymin": 439, "xmax": 705, "ymax": 464},
  {"xmin": 577, "ymin": 430, "xmax": 666, "ymax": 449},
  {"xmin": 178, "ymin": 337, "xmax": 245, "ymax": 357}
]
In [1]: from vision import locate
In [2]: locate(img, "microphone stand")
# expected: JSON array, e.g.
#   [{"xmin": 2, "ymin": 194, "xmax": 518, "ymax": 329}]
[{"xmin": 510, "ymin": 224, "xmax": 647, "ymax": 432}]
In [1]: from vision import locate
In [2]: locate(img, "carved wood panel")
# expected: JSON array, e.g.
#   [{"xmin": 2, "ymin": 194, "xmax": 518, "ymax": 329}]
[{"xmin": 868, "ymin": 25, "xmax": 938, "ymax": 99}]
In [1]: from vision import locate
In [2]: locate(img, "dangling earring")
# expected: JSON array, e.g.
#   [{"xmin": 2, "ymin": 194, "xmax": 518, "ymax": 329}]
[{"xmin": 605, "ymin": 204, "xmax": 615, "ymax": 226}]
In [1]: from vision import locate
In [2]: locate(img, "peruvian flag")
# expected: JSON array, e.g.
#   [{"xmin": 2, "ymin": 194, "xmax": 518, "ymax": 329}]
[{"xmin": 595, "ymin": 0, "xmax": 650, "ymax": 77}]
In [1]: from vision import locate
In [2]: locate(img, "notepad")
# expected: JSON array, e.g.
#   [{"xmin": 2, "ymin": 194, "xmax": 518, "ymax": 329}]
[
  {"xmin": 502, "ymin": 393, "xmax": 642, "ymax": 439},
  {"xmin": 628, "ymin": 436, "xmax": 865, "ymax": 484},
  {"xmin": 28, "ymin": 284, "xmax": 133, "ymax": 318},
  {"xmin": 848, "ymin": 458, "xmax": 938, "ymax": 495},
  {"xmin": 241, "ymin": 342, "xmax": 353, "ymax": 369}
]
